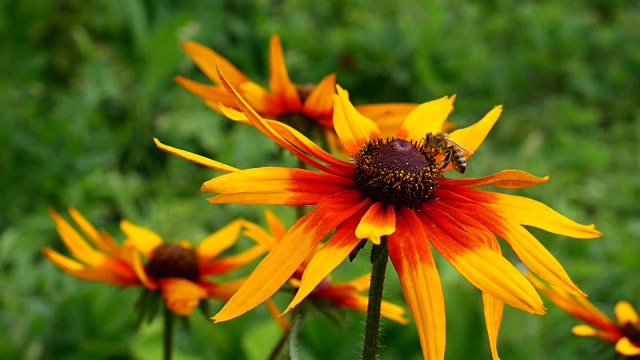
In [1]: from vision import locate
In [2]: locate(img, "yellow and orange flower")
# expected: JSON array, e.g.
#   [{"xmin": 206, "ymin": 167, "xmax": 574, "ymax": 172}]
[
  {"xmin": 175, "ymin": 34, "xmax": 422, "ymax": 143},
  {"xmin": 241, "ymin": 209, "xmax": 408, "ymax": 325},
  {"xmin": 44, "ymin": 208, "xmax": 265, "ymax": 316},
  {"xmin": 154, "ymin": 68, "xmax": 601, "ymax": 359},
  {"xmin": 530, "ymin": 275, "xmax": 640, "ymax": 357}
]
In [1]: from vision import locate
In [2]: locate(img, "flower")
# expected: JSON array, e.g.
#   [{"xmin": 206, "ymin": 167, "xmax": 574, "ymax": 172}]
[
  {"xmin": 44, "ymin": 208, "xmax": 265, "ymax": 316},
  {"xmin": 530, "ymin": 275, "xmax": 640, "ymax": 357},
  {"xmin": 175, "ymin": 34, "xmax": 422, "ymax": 143},
  {"xmin": 241, "ymin": 209, "xmax": 408, "ymax": 324},
  {"xmin": 154, "ymin": 67, "xmax": 601, "ymax": 359}
]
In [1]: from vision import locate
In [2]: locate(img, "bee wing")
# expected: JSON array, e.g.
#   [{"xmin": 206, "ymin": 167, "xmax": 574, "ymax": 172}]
[{"xmin": 446, "ymin": 139, "xmax": 474, "ymax": 157}]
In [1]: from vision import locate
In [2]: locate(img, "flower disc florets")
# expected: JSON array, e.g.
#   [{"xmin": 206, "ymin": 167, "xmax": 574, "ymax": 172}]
[
  {"xmin": 622, "ymin": 322, "xmax": 640, "ymax": 348},
  {"xmin": 146, "ymin": 244, "xmax": 200, "ymax": 281},
  {"xmin": 353, "ymin": 138, "xmax": 441, "ymax": 208}
]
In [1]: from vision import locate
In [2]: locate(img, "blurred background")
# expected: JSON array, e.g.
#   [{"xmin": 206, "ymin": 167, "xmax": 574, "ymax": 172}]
[{"xmin": 1, "ymin": 0, "xmax": 639, "ymax": 359}]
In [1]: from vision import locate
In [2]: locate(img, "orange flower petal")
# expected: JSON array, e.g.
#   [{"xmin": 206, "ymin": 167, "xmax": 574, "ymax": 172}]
[
  {"xmin": 202, "ymin": 167, "xmax": 355, "ymax": 205},
  {"xmin": 121, "ymin": 243, "xmax": 157, "ymax": 290},
  {"xmin": 449, "ymin": 105, "xmax": 502, "ymax": 154},
  {"xmin": 421, "ymin": 205, "xmax": 545, "ymax": 315},
  {"xmin": 614, "ymin": 301, "xmax": 639, "ymax": 324},
  {"xmin": 333, "ymin": 85, "xmax": 381, "ymax": 155},
  {"xmin": 284, "ymin": 209, "xmax": 365, "ymax": 313},
  {"xmin": 212, "ymin": 191, "xmax": 368, "ymax": 322},
  {"xmin": 267, "ymin": 34, "xmax": 301, "ymax": 112},
  {"xmin": 266, "ymin": 119, "xmax": 354, "ymax": 176},
  {"xmin": 217, "ymin": 66, "xmax": 347, "ymax": 174},
  {"xmin": 154, "ymin": 138, "xmax": 239, "ymax": 173},
  {"xmin": 181, "ymin": 41, "xmax": 249, "ymax": 87},
  {"xmin": 266, "ymin": 299, "xmax": 291, "ymax": 331},
  {"xmin": 205, "ymin": 277, "xmax": 247, "ymax": 301},
  {"xmin": 120, "ymin": 220, "xmax": 163, "ymax": 259},
  {"xmin": 174, "ymin": 76, "xmax": 239, "ymax": 110},
  {"xmin": 195, "ymin": 219, "xmax": 243, "ymax": 263},
  {"xmin": 355, "ymin": 103, "xmax": 418, "ymax": 138},
  {"xmin": 158, "ymin": 278, "xmax": 208, "ymax": 316},
  {"xmin": 395, "ymin": 96, "xmax": 454, "ymax": 141},
  {"xmin": 241, "ymin": 220, "xmax": 279, "ymax": 249},
  {"xmin": 616, "ymin": 337, "xmax": 640, "ymax": 356},
  {"xmin": 265, "ymin": 208, "xmax": 287, "ymax": 241},
  {"xmin": 302, "ymin": 73, "xmax": 336, "ymax": 119},
  {"xmin": 201, "ymin": 244, "xmax": 267, "ymax": 276},
  {"xmin": 449, "ymin": 169, "xmax": 549, "ymax": 189},
  {"xmin": 355, "ymin": 202, "xmax": 396, "ymax": 245},
  {"xmin": 49, "ymin": 209, "xmax": 110, "ymax": 267},
  {"xmin": 388, "ymin": 206, "xmax": 446, "ymax": 360},
  {"xmin": 43, "ymin": 248, "xmax": 137, "ymax": 285}
]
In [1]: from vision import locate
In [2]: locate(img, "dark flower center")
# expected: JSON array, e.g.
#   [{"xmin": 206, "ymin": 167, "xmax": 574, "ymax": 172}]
[
  {"xmin": 146, "ymin": 244, "xmax": 200, "ymax": 281},
  {"xmin": 296, "ymin": 83, "xmax": 316, "ymax": 103},
  {"xmin": 621, "ymin": 321, "xmax": 640, "ymax": 347},
  {"xmin": 353, "ymin": 138, "xmax": 441, "ymax": 208}
]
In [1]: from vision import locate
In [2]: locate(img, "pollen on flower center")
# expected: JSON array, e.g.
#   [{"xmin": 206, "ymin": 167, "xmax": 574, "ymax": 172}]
[
  {"xmin": 353, "ymin": 138, "xmax": 441, "ymax": 208},
  {"xmin": 146, "ymin": 244, "xmax": 200, "ymax": 281}
]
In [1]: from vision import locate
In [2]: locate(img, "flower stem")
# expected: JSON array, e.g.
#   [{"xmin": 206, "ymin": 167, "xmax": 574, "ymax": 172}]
[
  {"xmin": 362, "ymin": 237, "xmax": 388, "ymax": 360},
  {"xmin": 163, "ymin": 305, "xmax": 174, "ymax": 360},
  {"xmin": 267, "ymin": 328, "xmax": 291, "ymax": 360},
  {"xmin": 288, "ymin": 308, "xmax": 304, "ymax": 360}
]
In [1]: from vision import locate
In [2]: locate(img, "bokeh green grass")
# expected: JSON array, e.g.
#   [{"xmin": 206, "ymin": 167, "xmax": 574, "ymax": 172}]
[{"xmin": 1, "ymin": 0, "xmax": 639, "ymax": 359}]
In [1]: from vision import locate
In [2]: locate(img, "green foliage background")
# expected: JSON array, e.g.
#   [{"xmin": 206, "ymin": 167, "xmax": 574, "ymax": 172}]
[{"xmin": 1, "ymin": 0, "xmax": 639, "ymax": 359}]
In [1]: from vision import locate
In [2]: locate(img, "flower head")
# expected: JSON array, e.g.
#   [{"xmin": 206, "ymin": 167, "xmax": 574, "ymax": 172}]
[
  {"xmin": 44, "ymin": 208, "xmax": 264, "ymax": 316},
  {"xmin": 241, "ymin": 209, "xmax": 408, "ymax": 324},
  {"xmin": 155, "ymin": 67, "xmax": 601, "ymax": 359},
  {"xmin": 175, "ymin": 34, "xmax": 422, "ymax": 143},
  {"xmin": 530, "ymin": 275, "xmax": 640, "ymax": 357}
]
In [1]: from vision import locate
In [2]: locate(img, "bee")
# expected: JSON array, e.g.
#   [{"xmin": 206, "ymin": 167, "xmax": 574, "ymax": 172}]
[{"xmin": 424, "ymin": 132, "xmax": 473, "ymax": 174}]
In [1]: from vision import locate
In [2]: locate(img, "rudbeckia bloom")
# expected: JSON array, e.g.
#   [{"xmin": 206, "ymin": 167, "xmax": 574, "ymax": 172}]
[
  {"xmin": 175, "ymin": 34, "xmax": 421, "ymax": 142},
  {"xmin": 154, "ymin": 68, "xmax": 601, "ymax": 359},
  {"xmin": 530, "ymin": 275, "xmax": 640, "ymax": 357},
  {"xmin": 241, "ymin": 209, "xmax": 408, "ymax": 324},
  {"xmin": 44, "ymin": 208, "xmax": 265, "ymax": 316}
]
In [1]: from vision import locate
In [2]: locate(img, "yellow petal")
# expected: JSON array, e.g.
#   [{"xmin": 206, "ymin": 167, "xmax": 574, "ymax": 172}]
[
  {"xmin": 483, "ymin": 292, "xmax": 504, "ymax": 360},
  {"xmin": 158, "ymin": 278, "xmax": 207, "ymax": 316},
  {"xmin": 616, "ymin": 337, "xmax": 640, "ymax": 356},
  {"xmin": 484, "ymin": 191, "xmax": 602, "ymax": 239},
  {"xmin": 67, "ymin": 207, "xmax": 121, "ymax": 256},
  {"xmin": 49, "ymin": 208, "xmax": 109, "ymax": 268},
  {"xmin": 421, "ymin": 205, "xmax": 545, "ymax": 315},
  {"xmin": 241, "ymin": 220, "xmax": 279, "ymax": 249},
  {"xmin": 450, "ymin": 169, "xmax": 549, "ymax": 189},
  {"xmin": 395, "ymin": 96, "xmax": 454, "ymax": 141},
  {"xmin": 206, "ymin": 277, "xmax": 247, "ymax": 301},
  {"xmin": 174, "ymin": 76, "xmax": 239, "ymax": 110},
  {"xmin": 266, "ymin": 299, "xmax": 290, "ymax": 331},
  {"xmin": 120, "ymin": 220, "xmax": 163, "ymax": 259},
  {"xmin": 355, "ymin": 202, "xmax": 396, "ymax": 245},
  {"xmin": 154, "ymin": 138, "xmax": 239, "ymax": 173},
  {"xmin": 284, "ymin": 210, "xmax": 363, "ymax": 313},
  {"xmin": 202, "ymin": 167, "xmax": 355, "ymax": 205},
  {"xmin": 267, "ymin": 34, "xmax": 301, "ymax": 112},
  {"xmin": 355, "ymin": 102, "xmax": 419, "ymax": 138},
  {"xmin": 615, "ymin": 301, "xmax": 639, "ymax": 324},
  {"xmin": 212, "ymin": 191, "xmax": 369, "ymax": 322},
  {"xmin": 333, "ymin": 85, "xmax": 381, "ymax": 156},
  {"xmin": 571, "ymin": 324, "xmax": 600, "ymax": 337},
  {"xmin": 388, "ymin": 206, "xmax": 446, "ymax": 360},
  {"xmin": 181, "ymin": 41, "xmax": 249, "ymax": 86},
  {"xmin": 497, "ymin": 219, "xmax": 585, "ymax": 296},
  {"xmin": 195, "ymin": 219, "xmax": 244, "ymax": 263},
  {"xmin": 449, "ymin": 105, "xmax": 502, "ymax": 154}
]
